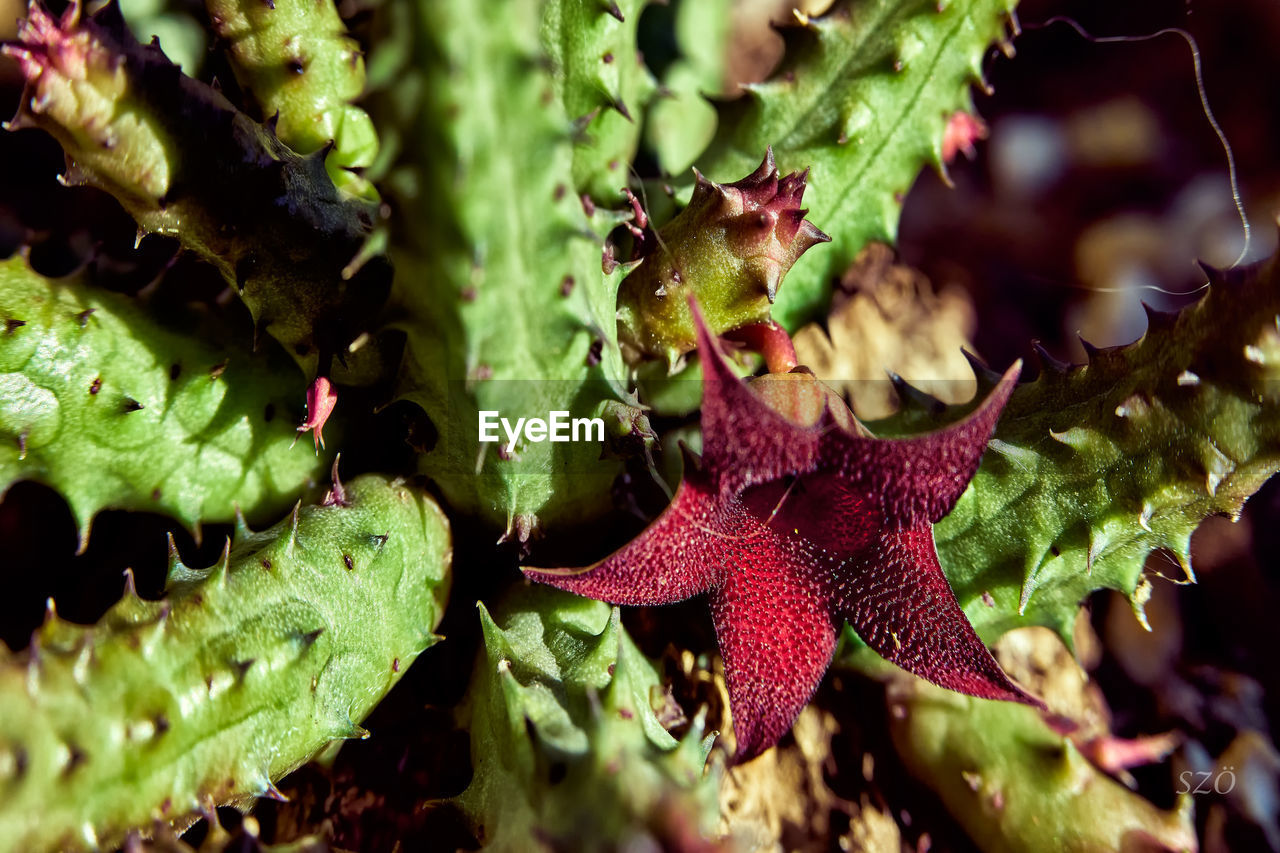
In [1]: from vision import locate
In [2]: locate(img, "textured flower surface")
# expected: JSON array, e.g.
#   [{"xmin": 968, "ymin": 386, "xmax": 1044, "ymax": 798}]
[{"xmin": 527, "ymin": 305, "xmax": 1043, "ymax": 761}]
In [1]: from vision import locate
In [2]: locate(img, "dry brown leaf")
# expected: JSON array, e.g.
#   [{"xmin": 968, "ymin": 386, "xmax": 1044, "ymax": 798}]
[
  {"xmin": 793, "ymin": 244, "xmax": 977, "ymax": 420},
  {"xmin": 718, "ymin": 706, "xmax": 857, "ymax": 852}
]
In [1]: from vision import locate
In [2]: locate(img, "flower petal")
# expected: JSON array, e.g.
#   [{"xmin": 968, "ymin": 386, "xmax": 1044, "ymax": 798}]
[
  {"xmin": 523, "ymin": 468, "xmax": 720, "ymax": 605},
  {"xmin": 708, "ymin": 499, "xmax": 839, "ymax": 761},
  {"xmin": 820, "ymin": 362, "xmax": 1021, "ymax": 525},
  {"xmin": 836, "ymin": 526, "xmax": 1042, "ymax": 707},
  {"xmin": 691, "ymin": 299, "xmax": 824, "ymax": 493}
]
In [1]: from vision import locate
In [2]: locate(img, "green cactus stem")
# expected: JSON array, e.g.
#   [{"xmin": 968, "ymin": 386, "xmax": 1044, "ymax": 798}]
[
  {"xmin": 0, "ymin": 473, "xmax": 451, "ymax": 853},
  {"xmin": 853, "ymin": 254, "xmax": 1280, "ymax": 647},
  {"xmin": 887, "ymin": 674, "xmax": 1196, "ymax": 853},
  {"xmin": 380, "ymin": 0, "xmax": 640, "ymax": 538},
  {"xmin": 542, "ymin": 0, "xmax": 658, "ymax": 202},
  {"xmin": 617, "ymin": 149, "xmax": 829, "ymax": 370},
  {"xmin": 697, "ymin": 0, "xmax": 1020, "ymax": 330},
  {"xmin": 456, "ymin": 586, "xmax": 721, "ymax": 852},
  {"xmin": 203, "ymin": 0, "xmax": 380, "ymax": 200},
  {"xmin": 3, "ymin": 2, "xmax": 389, "ymax": 385},
  {"xmin": 0, "ymin": 254, "xmax": 330, "ymax": 547}
]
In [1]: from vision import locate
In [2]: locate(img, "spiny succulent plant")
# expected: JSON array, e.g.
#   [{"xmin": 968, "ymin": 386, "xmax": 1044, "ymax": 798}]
[
  {"xmin": 848, "ymin": 254, "xmax": 1280, "ymax": 647},
  {"xmin": 617, "ymin": 149, "xmax": 830, "ymax": 370},
  {"xmin": 0, "ymin": 254, "xmax": 329, "ymax": 547},
  {"xmin": 698, "ymin": 0, "xmax": 1020, "ymax": 329},
  {"xmin": 202, "ymin": 0, "xmax": 380, "ymax": 200},
  {"xmin": 543, "ymin": 0, "xmax": 658, "ymax": 202},
  {"xmin": 380, "ymin": 0, "xmax": 641, "ymax": 539},
  {"xmin": 0, "ymin": 473, "xmax": 451, "ymax": 853},
  {"xmin": 2, "ymin": 0, "xmax": 1273, "ymax": 847},
  {"xmin": 4, "ymin": 2, "xmax": 390, "ymax": 385},
  {"xmin": 455, "ymin": 585, "xmax": 721, "ymax": 851}
]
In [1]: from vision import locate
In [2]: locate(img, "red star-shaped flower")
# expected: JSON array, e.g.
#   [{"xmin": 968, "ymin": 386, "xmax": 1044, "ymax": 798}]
[{"xmin": 526, "ymin": 306, "xmax": 1043, "ymax": 761}]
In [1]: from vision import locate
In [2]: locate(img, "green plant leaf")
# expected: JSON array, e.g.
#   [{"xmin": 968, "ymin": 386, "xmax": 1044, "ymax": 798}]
[
  {"xmin": 886, "ymin": 673, "xmax": 1196, "ymax": 853},
  {"xmin": 5, "ymin": 3, "xmax": 389, "ymax": 384},
  {"xmin": 202, "ymin": 0, "xmax": 380, "ymax": 199},
  {"xmin": 643, "ymin": 0, "xmax": 732, "ymax": 176},
  {"xmin": 861, "ymin": 256, "xmax": 1280, "ymax": 647}
]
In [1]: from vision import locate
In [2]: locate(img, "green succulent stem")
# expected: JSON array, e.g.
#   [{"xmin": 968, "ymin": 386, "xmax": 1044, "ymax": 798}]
[
  {"xmin": 379, "ymin": 0, "xmax": 637, "ymax": 538},
  {"xmin": 850, "ymin": 254, "xmax": 1280, "ymax": 649},
  {"xmin": 0, "ymin": 474, "xmax": 451, "ymax": 853},
  {"xmin": 203, "ymin": 0, "xmax": 381, "ymax": 200},
  {"xmin": 456, "ymin": 586, "xmax": 720, "ymax": 852},
  {"xmin": 697, "ymin": 0, "xmax": 1019, "ymax": 330},
  {"xmin": 5, "ymin": 2, "xmax": 389, "ymax": 384},
  {"xmin": 887, "ymin": 674, "xmax": 1196, "ymax": 853},
  {"xmin": 0, "ymin": 255, "xmax": 329, "ymax": 546}
]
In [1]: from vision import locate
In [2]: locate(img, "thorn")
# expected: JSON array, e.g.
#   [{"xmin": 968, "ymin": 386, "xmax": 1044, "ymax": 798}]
[
  {"xmin": 602, "ymin": 0, "xmax": 624, "ymax": 22},
  {"xmin": 123, "ymin": 567, "xmax": 139, "ymax": 599},
  {"xmin": 286, "ymin": 503, "xmax": 301, "ymax": 553},
  {"xmin": 887, "ymin": 372, "xmax": 946, "ymax": 414},
  {"xmin": 260, "ymin": 779, "xmax": 288, "ymax": 802},
  {"xmin": 1196, "ymin": 259, "xmax": 1225, "ymax": 282},
  {"xmin": 213, "ymin": 538, "xmax": 231, "ymax": 585},
  {"xmin": 791, "ymin": 8, "xmax": 817, "ymax": 29},
  {"xmin": 1031, "ymin": 341, "xmax": 1068, "ymax": 374},
  {"xmin": 322, "ymin": 455, "xmax": 349, "ymax": 507},
  {"xmin": 165, "ymin": 532, "xmax": 184, "ymax": 581},
  {"xmin": 961, "ymin": 348, "xmax": 1002, "ymax": 389},
  {"xmin": 1077, "ymin": 335, "xmax": 1101, "ymax": 360},
  {"xmin": 1018, "ymin": 569, "xmax": 1036, "ymax": 614},
  {"xmin": 1129, "ymin": 577, "xmax": 1153, "ymax": 631},
  {"xmin": 1141, "ymin": 301, "xmax": 1176, "ymax": 333},
  {"xmin": 233, "ymin": 506, "xmax": 252, "ymax": 543},
  {"xmin": 231, "ymin": 658, "xmax": 255, "ymax": 682}
]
